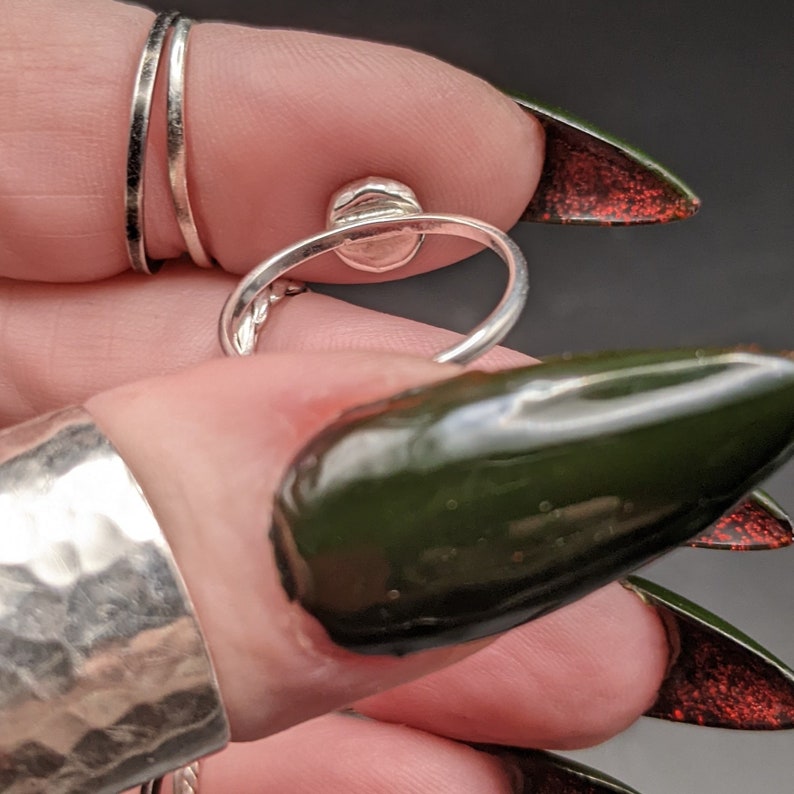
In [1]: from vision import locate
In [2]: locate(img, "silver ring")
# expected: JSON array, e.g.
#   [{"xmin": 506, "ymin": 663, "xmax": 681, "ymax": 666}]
[
  {"xmin": 0, "ymin": 408, "xmax": 229, "ymax": 791},
  {"xmin": 173, "ymin": 761, "xmax": 201, "ymax": 793},
  {"xmin": 219, "ymin": 214, "xmax": 528, "ymax": 365},
  {"xmin": 167, "ymin": 17, "xmax": 215, "ymax": 268},
  {"xmin": 140, "ymin": 759, "xmax": 200, "ymax": 794},
  {"xmin": 126, "ymin": 11, "xmax": 181, "ymax": 275}
]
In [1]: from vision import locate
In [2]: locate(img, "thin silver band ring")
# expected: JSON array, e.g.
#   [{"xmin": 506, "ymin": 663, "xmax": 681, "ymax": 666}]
[
  {"xmin": 167, "ymin": 17, "xmax": 215, "ymax": 268},
  {"xmin": 219, "ymin": 214, "xmax": 529, "ymax": 365},
  {"xmin": 126, "ymin": 11, "xmax": 181, "ymax": 274}
]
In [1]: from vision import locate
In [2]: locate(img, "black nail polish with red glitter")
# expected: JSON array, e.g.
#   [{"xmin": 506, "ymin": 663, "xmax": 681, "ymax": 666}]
[
  {"xmin": 513, "ymin": 95, "xmax": 700, "ymax": 225},
  {"xmin": 626, "ymin": 576, "xmax": 794, "ymax": 730}
]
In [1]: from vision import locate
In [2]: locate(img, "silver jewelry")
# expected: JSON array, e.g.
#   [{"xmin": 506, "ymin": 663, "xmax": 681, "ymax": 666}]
[
  {"xmin": 141, "ymin": 761, "xmax": 200, "ymax": 794},
  {"xmin": 126, "ymin": 11, "xmax": 181, "ymax": 275},
  {"xmin": 0, "ymin": 407, "xmax": 229, "ymax": 792},
  {"xmin": 219, "ymin": 177, "xmax": 529, "ymax": 365},
  {"xmin": 167, "ymin": 17, "xmax": 215, "ymax": 268},
  {"xmin": 172, "ymin": 760, "xmax": 201, "ymax": 793},
  {"xmin": 140, "ymin": 758, "xmax": 200, "ymax": 794}
]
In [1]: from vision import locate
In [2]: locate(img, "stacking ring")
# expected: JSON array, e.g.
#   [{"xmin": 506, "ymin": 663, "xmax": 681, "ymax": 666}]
[
  {"xmin": 126, "ymin": 11, "xmax": 180, "ymax": 274},
  {"xmin": 167, "ymin": 17, "xmax": 215, "ymax": 268},
  {"xmin": 127, "ymin": 12, "xmax": 214, "ymax": 273}
]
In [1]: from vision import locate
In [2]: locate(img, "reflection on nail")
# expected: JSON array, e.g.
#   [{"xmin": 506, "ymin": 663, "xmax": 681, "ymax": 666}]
[
  {"xmin": 513, "ymin": 95, "xmax": 700, "ymax": 225},
  {"xmin": 625, "ymin": 576, "xmax": 794, "ymax": 729},
  {"xmin": 476, "ymin": 745, "xmax": 643, "ymax": 794},
  {"xmin": 687, "ymin": 490, "xmax": 793, "ymax": 550},
  {"xmin": 272, "ymin": 350, "xmax": 794, "ymax": 655}
]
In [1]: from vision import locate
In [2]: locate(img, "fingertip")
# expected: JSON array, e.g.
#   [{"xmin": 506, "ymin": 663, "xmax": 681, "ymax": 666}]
[
  {"xmin": 543, "ymin": 583, "xmax": 670, "ymax": 747},
  {"xmin": 356, "ymin": 583, "xmax": 670, "ymax": 750},
  {"xmin": 494, "ymin": 583, "xmax": 670, "ymax": 748}
]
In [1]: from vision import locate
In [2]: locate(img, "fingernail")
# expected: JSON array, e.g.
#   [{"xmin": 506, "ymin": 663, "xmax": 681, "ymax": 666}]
[
  {"xmin": 512, "ymin": 95, "xmax": 700, "ymax": 225},
  {"xmin": 271, "ymin": 350, "xmax": 794, "ymax": 655},
  {"xmin": 475, "ymin": 745, "xmax": 643, "ymax": 794},
  {"xmin": 687, "ymin": 489, "xmax": 793, "ymax": 550},
  {"xmin": 625, "ymin": 576, "xmax": 794, "ymax": 729}
]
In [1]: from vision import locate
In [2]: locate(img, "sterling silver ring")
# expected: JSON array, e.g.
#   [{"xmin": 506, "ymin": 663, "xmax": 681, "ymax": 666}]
[
  {"xmin": 219, "ymin": 179, "xmax": 529, "ymax": 365},
  {"xmin": 0, "ymin": 408, "xmax": 228, "ymax": 792},
  {"xmin": 126, "ymin": 11, "xmax": 181, "ymax": 275},
  {"xmin": 167, "ymin": 16, "xmax": 215, "ymax": 268},
  {"xmin": 128, "ymin": 12, "xmax": 215, "ymax": 273}
]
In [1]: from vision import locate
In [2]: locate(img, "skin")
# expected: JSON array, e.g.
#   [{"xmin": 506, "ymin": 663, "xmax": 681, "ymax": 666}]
[{"xmin": 0, "ymin": 1, "xmax": 669, "ymax": 790}]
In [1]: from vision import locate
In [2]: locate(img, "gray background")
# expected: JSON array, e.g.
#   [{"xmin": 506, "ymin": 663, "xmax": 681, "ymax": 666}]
[{"xmin": 149, "ymin": 1, "xmax": 793, "ymax": 791}]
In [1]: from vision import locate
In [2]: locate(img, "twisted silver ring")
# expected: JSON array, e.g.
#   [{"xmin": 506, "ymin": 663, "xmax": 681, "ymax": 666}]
[
  {"xmin": 219, "ymin": 213, "xmax": 528, "ymax": 365},
  {"xmin": 141, "ymin": 753, "xmax": 200, "ymax": 792},
  {"xmin": 173, "ymin": 761, "xmax": 201, "ymax": 793}
]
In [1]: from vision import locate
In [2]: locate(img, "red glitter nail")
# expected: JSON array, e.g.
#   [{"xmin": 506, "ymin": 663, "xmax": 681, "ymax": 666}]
[
  {"xmin": 475, "ymin": 746, "xmax": 643, "ymax": 793},
  {"xmin": 688, "ymin": 490, "xmax": 793, "ymax": 550},
  {"xmin": 625, "ymin": 577, "xmax": 794, "ymax": 730},
  {"xmin": 513, "ymin": 96, "xmax": 701, "ymax": 225}
]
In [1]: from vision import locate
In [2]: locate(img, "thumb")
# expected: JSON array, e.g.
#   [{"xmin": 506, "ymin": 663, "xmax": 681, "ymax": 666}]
[
  {"xmin": 84, "ymin": 347, "xmax": 794, "ymax": 741},
  {"xmin": 87, "ymin": 351, "xmax": 472, "ymax": 741}
]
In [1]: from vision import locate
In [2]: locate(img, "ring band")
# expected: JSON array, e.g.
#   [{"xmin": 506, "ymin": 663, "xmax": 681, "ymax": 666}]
[
  {"xmin": 167, "ymin": 17, "xmax": 215, "ymax": 268},
  {"xmin": 126, "ymin": 11, "xmax": 181, "ymax": 274},
  {"xmin": 140, "ymin": 759, "xmax": 200, "ymax": 794},
  {"xmin": 0, "ymin": 408, "xmax": 229, "ymax": 791},
  {"xmin": 219, "ymin": 213, "xmax": 529, "ymax": 365},
  {"xmin": 172, "ymin": 760, "xmax": 201, "ymax": 793}
]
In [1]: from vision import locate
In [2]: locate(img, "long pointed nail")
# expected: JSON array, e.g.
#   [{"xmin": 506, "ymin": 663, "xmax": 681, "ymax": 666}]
[
  {"xmin": 513, "ymin": 95, "xmax": 701, "ymax": 225},
  {"xmin": 687, "ymin": 489, "xmax": 793, "ymax": 550},
  {"xmin": 625, "ymin": 576, "xmax": 794, "ymax": 729},
  {"xmin": 272, "ymin": 350, "xmax": 794, "ymax": 655},
  {"xmin": 476, "ymin": 745, "xmax": 643, "ymax": 794}
]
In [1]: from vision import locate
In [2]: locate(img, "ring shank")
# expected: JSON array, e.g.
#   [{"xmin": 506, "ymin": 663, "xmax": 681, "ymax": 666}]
[
  {"xmin": 167, "ymin": 17, "xmax": 215, "ymax": 269},
  {"xmin": 126, "ymin": 11, "xmax": 180, "ymax": 275},
  {"xmin": 219, "ymin": 214, "xmax": 529, "ymax": 365}
]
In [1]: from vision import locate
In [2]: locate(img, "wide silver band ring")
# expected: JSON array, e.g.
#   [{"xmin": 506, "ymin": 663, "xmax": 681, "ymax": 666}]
[
  {"xmin": 0, "ymin": 408, "xmax": 229, "ymax": 792},
  {"xmin": 219, "ymin": 214, "xmax": 529, "ymax": 365}
]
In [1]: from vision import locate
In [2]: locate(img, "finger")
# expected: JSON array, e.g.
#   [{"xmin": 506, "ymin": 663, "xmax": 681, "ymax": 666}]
[
  {"xmin": 0, "ymin": 272, "xmax": 527, "ymax": 425},
  {"xmin": 86, "ymin": 352, "xmax": 478, "ymax": 741},
  {"xmin": 0, "ymin": 0, "xmax": 542, "ymax": 281},
  {"xmin": 124, "ymin": 714, "xmax": 519, "ymax": 794},
  {"xmin": 0, "ymin": 279, "xmax": 668, "ymax": 748},
  {"xmin": 84, "ymin": 350, "xmax": 668, "ymax": 743},
  {"xmin": 356, "ymin": 583, "xmax": 668, "ymax": 750},
  {"xmin": 202, "ymin": 714, "xmax": 518, "ymax": 794}
]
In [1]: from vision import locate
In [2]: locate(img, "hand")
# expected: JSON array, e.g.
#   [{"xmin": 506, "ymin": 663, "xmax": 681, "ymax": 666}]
[{"xmin": 1, "ymin": 1, "xmax": 687, "ymax": 791}]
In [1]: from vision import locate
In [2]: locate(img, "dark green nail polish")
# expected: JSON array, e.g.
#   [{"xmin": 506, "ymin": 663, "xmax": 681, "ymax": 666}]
[
  {"xmin": 271, "ymin": 350, "xmax": 794, "ymax": 655},
  {"xmin": 512, "ymin": 94, "xmax": 700, "ymax": 225}
]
